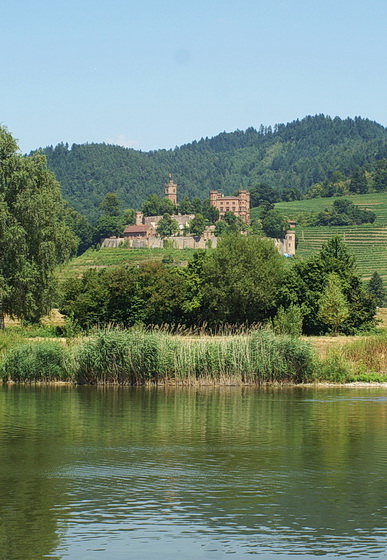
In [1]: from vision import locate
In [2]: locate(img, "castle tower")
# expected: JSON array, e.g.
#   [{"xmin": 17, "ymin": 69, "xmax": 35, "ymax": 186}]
[
  {"xmin": 238, "ymin": 189, "xmax": 250, "ymax": 224},
  {"xmin": 135, "ymin": 211, "xmax": 144, "ymax": 225},
  {"xmin": 165, "ymin": 174, "xmax": 177, "ymax": 205}
]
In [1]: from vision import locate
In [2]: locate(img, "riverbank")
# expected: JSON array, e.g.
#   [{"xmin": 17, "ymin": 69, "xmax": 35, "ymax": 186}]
[{"xmin": 2, "ymin": 327, "xmax": 387, "ymax": 385}]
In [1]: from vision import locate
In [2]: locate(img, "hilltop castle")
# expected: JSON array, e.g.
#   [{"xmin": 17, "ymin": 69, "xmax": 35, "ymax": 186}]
[
  {"xmin": 103, "ymin": 177, "xmax": 295, "ymax": 255},
  {"xmin": 209, "ymin": 189, "xmax": 250, "ymax": 223}
]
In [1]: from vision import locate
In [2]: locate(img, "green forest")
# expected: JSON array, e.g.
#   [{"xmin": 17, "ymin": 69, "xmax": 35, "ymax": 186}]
[{"xmin": 39, "ymin": 115, "xmax": 387, "ymax": 222}]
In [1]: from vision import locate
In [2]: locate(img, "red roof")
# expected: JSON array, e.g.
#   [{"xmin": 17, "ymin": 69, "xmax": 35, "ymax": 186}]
[{"xmin": 123, "ymin": 224, "xmax": 153, "ymax": 233}]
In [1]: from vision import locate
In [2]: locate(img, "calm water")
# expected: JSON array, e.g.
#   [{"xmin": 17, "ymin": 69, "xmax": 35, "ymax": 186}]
[{"xmin": 1, "ymin": 385, "xmax": 387, "ymax": 559}]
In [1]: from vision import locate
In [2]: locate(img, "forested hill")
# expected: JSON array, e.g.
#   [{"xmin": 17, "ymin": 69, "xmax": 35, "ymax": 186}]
[{"xmin": 40, "ymin": 115, "xmax": 387, "ymax": 221}]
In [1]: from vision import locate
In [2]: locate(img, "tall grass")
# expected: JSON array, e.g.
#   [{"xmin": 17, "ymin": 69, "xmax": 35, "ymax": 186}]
[
  {"xmin": 1, "ymin": 341, "xmax": 70, "ymax": 382},
  {"xmin": 1, "ymin": 329, "xmax": 317, "ymax": 385},
  {"xmin": 316, "ymin": 333, "xmax": 387, "ymax": 382}
]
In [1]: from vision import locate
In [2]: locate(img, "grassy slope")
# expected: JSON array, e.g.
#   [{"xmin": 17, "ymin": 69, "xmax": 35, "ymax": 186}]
[
  {"xmin": 253, "ymin": 193, "xmax": 387, "ymax": 280},
  {"xmin": 57, "ymin": 247, "xmax": 203, "ymax": 284}
]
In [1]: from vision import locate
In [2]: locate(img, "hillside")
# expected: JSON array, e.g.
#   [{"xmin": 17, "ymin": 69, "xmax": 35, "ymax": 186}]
[
  {"xmin": 268, "ymin": 193, "xmax": 387, "ymax": 280},
  {"xmin": 56, "ymin": 247, "xmax": 201, "ymax": 285},
  {"xmin": 40, "ymin": 115, "xmax": 387, "ymax": 222}
]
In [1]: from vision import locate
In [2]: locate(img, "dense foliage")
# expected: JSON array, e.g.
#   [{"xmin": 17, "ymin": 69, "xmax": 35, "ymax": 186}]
[
  {"xmin": 60, "ymin": 236, "xmax": 284, "ymax": 329},
  {"xmin": 313, "ymin": 199, "xmax": 376, "ymax": 226},
  {"xmin": 368, "ymin": 272, "xmax": 386, "ymax": 307},
  {"xmin": 0, "ymin": 126, "xmax": 77, "ymax": 322},
  {"xmin": 305, "ymin": 158, "xmax": 387, "ymax": 199},
  {"xmin": 39, "ymin": 115, "xmax": 387, "ymax": 221},
  {"xmin": 279, "ymin": 237, "xmax": 376, "ymax": 334},
  {"xmin": 60, "ymin": 234, "xmax": 376, "ymax": 335}
]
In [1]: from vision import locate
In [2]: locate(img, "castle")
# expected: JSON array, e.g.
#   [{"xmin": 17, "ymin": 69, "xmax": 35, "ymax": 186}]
[
  {"xmin": 209, "ymin": 189, "xmax": 250, "ymax": 223},
  {"xmin": 102, "ymin": 177, "xmax": 295, "ymax": 255}
]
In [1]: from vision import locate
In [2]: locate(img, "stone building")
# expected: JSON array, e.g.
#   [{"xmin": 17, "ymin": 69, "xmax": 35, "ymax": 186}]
[
  {"xmin": 123, "ymin": 224, "xmax": 156, "ymax": 239},
  {"xmin": 164, "ymin": 175, "xmax": 177, "ymax": 205},
  {"xmin": 273, "ymin": 232, "xmax": 295, "ymax": 256},
  {"xmin": 134, "ymin": 211, "xmax": 195, "ymax": 235},
  {"xmin": 209, "ymin": 189, "xmax": 250, "ymax": 224}
]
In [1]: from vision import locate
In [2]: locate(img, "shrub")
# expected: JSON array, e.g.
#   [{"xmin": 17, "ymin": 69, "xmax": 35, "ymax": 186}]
[{"xmin": 273, "ymin": 305, "xmax": 303, "ymax": 337}]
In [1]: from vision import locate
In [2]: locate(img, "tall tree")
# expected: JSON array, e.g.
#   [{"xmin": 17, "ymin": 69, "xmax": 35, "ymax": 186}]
[
  {"xmin": 99, "ymin": 192, "xmax": 121, "ymax": 216},
  {"xmin": 318, "ymin": 273, "xmax": 349, "ymax": 335},
  {"xmin": 189, "ymin": 214, "xmax": 207, "ymax": 237},
  {"xmin": 349, "ymin": 168, "xmax": 368, "ymax": 194},
  {"xmin": 94, "ymin": 215, "xmax": 124, "ymax": 240},
  {"xmin": 279, "ymin": 236, "xmax": 376, "ymax": 334},
  {"xmin": 142, "ymin": 194, "xmax": 175, "ymax": 217},
  {"xmin": 0, "ymin": 126, "xmax": 77, "ymax": 323},
  {"xmin": 64, "ymin": 207, "xmax": 94, "ymax": 255},
  {"xmin": 156, "ymin": 214, "xmax": 179, "ymax": 238},
  {"xmin": 201, "ymin": 234, "xmax": 284, "ymax": 324},
  {"xmin": 261, "ymin": 209, "xmax": 288, "ymax": 238},
  {"xmin": 368, "ymin": 272, "xmax": 386, "ymax": 307}
]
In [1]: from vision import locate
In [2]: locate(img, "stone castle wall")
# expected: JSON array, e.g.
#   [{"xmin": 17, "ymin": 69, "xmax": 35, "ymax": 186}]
[{"xmin": 101, "ymin": 232, "xmax": 295, "ymax": 255}]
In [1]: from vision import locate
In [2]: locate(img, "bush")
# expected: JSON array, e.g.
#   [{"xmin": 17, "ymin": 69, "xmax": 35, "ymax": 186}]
[{"xmin": 273, "ymin": 305, "xmax": 303, "ymax": 336}]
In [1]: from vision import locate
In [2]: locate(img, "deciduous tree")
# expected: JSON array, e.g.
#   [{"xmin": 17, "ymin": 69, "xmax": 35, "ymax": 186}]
[
  {"xmin": 0, "ymin": 126, "xmax": 77, "ymax": 323},
  {"xmin": 156, "ymin": 213, "xmax": 179, "ymax": 238},
  {"xmin": 189, "ymin": 213, "xmax": 207, "ymax": 237},
  {"xmin": 261, "ymin": 209, "xmax": 288, "ymax": 239},
  {"xmin": 201, "ymin": 234, "xmax": 284, "ymax": 325},
  {"xmin": 318, "ymin": 273, "xmax": 349, "ymax": 335}
]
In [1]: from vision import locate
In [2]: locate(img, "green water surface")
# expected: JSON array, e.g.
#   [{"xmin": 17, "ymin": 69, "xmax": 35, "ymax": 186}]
[{"xmin": 1, "ymin": 385, "xmax": 387, "ymax": 559}]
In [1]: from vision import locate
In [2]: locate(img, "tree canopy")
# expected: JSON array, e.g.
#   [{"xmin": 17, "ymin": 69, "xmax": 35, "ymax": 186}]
[
  {"xmin": 313, "ymin": 199, "xmax": 376, "ymax": 226},
  {"xmin": 156, "ymin": 214, "xmax": 179, "ymax": 238},
  {"xmin": 368, "ymin": 272, "xmax": 386, "ymax": 307},
  {"xmin": 279, "ymin": 236, "xmax": 376, "ymax": 334},
  {"xmin": 200, "ymin": 235, "xmax": 284, "ymax": 325},
  {"xmin": 0, "ymin": 126, "xmax": 77, "ymax": 322},
  {"xmin": 261, "ymin": 209, "xmax": 288, "ymax": 239}
]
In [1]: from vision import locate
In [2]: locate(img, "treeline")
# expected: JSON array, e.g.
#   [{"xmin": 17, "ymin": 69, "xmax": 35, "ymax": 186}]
[
  {"xmin": 60, "ymin": 235, "xmax": 377, "ymax": 336},
  {"xmin": 39, "ymin": 115, "xmax": 387, "ymax": 222},
  {"xmin": 305, "ymin": 158, "xmax": 387, "ymax": 198}
]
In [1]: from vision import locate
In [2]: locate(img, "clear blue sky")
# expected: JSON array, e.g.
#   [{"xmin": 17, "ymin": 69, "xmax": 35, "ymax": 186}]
[{"xmin": 2, "ymin": 0, "xmax": 387, "ymax": 153}]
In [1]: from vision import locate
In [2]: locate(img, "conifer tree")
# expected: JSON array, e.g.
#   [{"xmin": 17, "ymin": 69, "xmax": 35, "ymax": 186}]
[{"xmin": 368, "ymin": 272, "xmax": 385, "ymax": 307}]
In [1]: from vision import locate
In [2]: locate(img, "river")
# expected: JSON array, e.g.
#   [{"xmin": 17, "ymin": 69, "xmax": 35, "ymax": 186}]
[{"xmin": 1, "ymin": 385, "xmax": 387, "ymax": 559}]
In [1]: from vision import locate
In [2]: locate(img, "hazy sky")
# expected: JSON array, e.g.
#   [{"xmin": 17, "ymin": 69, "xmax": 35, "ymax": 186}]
[{"xmin": 2, "ymin": 0, "xmax": 387, "ymax": 153}]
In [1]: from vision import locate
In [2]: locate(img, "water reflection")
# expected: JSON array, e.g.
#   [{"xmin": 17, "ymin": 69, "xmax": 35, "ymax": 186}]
[{"xmin": 1, "ymin": 385, "xmax": 387, "ymax": 558}]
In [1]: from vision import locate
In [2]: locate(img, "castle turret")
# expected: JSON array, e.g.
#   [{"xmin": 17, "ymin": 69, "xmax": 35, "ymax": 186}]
[
  {"xmin": 238, "ymin": 189, "xmax": 250, "ymax": 223},
  {"xmin": 165, "ymin": 174, "xmax": 177, "ymax": 205}
]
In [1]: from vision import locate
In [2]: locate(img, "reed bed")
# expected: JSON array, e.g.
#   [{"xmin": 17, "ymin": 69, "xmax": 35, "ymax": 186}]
[
  {"xmin": 315, "ymin": 333, "xmax": 387, "ymax": 382},
  {"xmin": 1, "ymin": 329, "xmax": 317, "ymax": 385},
  {"xmin": 1, "ymin": 341, "xmax": 70, "ymax": 382}
]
